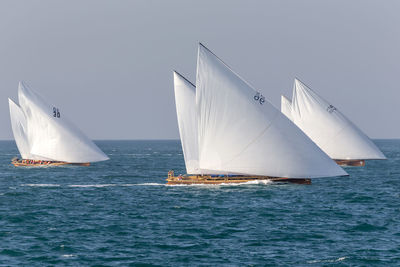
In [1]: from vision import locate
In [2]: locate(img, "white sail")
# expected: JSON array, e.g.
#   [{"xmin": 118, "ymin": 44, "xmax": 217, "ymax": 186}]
[
  {"xmin": 288, "ymin": 78, "xmax": 386, "ymax": 160},
  {"xmin": 17, "ymin": 82, "xmax": 109, "ymax": 163},
  {"xmin": 174, "ymin": 71, "xmax": 200, "ymax": 174},
  {"xmin": 281, "ymin": 95, "xmax": 293, "ymax": 121},
  {"xmin": 8, "ymin": 98, "xmax": 34, "ymax": 159},
  {"xmin": 196, "ymin": 44, "xmax": 347, "ymax": 178}
]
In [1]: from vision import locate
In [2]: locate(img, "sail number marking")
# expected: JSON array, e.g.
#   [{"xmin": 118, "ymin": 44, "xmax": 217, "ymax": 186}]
[
  {"xmin": 254, "ymin": 92, "xmax": 265, "ymax": 105},
  {"xmin": 327, "ymin": 105, "xmax": 336, "ymax": 113},
  {"xmin": 53, "ymin": 107, "xmax": 60, "ymax": 118}
]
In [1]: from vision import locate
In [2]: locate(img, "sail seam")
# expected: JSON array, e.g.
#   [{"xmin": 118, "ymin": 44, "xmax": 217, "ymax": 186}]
[{"xmin": 221, "ymin": 109, "xmax": 280, "ymax": 168}]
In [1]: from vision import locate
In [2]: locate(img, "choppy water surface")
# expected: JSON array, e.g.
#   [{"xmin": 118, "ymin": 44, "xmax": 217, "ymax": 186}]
[{"xmin": 0, "ymin": 140, "xmax": 399, "ymax": 266}]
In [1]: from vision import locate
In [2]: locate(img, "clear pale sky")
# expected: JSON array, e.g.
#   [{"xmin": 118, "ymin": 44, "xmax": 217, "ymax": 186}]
[{"xmin": 0, "ymin": 0, "xmax": 399, "ymax": 140}]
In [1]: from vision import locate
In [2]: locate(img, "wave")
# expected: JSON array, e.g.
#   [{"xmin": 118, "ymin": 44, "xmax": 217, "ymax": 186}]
[
  {"xmin": 19, "ymin": 181, "xmax": 272, "ymax": 188},
  {"xmin": 166, "ymin": 180, "xmax": 273, "ymax": 187},
  {"xmin": 131, "ymin": 183, "xmax": 164, "ymax": 186},
  {"xmin": 68, "ymin": 183, "xmax": 164, "ymax": 187},
  {"xmin": 18, "ymin": 183, "xmax": 165, "ymax": 188},
  {"xmin": 20, "ymin": 184, "xmax": 60, "ymax": 187},
  {"xmin": 68, "ymin": 184, "xmax": 117, "ymax": 188},
  {"xmin": 307, "ymin": 257, "xmax": 347, "ymax": 264},
  {"xmin": 61, "ymin": 254, "xmax": 76, "ymax": 258}
]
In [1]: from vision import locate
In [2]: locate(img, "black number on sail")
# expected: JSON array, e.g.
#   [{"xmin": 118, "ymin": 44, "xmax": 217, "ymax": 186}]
[
  {"xmin": 53, "ymin": 107, "xmax": 60, "ymax": 118},
  {"xmin": 327, "ymin": 105, "xmax": 336, "ymax": 113},
  {"xmin": 254, "ymin": 92, "xmax": 265, "ymax": 105}
]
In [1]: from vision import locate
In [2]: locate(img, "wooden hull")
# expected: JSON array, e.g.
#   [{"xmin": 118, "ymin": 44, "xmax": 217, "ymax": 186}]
[
  {"xmin": 12, "ymin": 159, "xmax": 90, "ymax": 167},
  {"xmin": 166, "ymin": 171, "xmax": 311, "ymax": 185},
  {"xmin": 334, "ymin": 159, "xmax": 365, "ymax": 167}
]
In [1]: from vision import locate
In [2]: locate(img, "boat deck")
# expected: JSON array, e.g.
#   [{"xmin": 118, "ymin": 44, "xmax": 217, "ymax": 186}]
[
  {"xmin": 334, "ymin": 159, "xmax": 365, "ymax": 167},
  {"xmin": 166, "ymin": 171, "xmax": 311, "ymax": 185},
  {"xmin": 11, "ymin": 159, "xmax": 90, "ymax": 167}
]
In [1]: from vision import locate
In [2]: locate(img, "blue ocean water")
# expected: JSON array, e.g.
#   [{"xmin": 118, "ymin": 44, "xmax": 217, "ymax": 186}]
[{"xmin": 0, "ymin": 140, "xmax": 399, "ymax": 266}]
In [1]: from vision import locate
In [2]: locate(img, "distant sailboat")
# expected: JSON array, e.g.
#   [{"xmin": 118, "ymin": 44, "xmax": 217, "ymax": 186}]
[
  {"xmin": 9, "ymin": 82, "xmax": 109, "ymax": 167},
  {"xmin": 167, "ymin": 44, "xmax": 347, "ymax": 184},
  {"xmin": 281, "ymin": 78, "xmax": 386, "ymax": 166}
]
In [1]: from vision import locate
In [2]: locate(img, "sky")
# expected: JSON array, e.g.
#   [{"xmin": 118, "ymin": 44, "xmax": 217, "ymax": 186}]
[{"xmin": 0, "ymin": 0, "xmax": 399, "ymax": 140}]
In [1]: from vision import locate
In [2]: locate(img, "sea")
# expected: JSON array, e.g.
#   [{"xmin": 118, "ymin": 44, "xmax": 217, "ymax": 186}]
[{"xmin": 0, "ymin": 140, "xmax": 399, "ymax": 266}]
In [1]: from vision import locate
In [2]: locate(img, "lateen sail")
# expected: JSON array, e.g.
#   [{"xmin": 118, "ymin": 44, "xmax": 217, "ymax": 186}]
[
  {"xmin": 196, "ymin": 44, "xmax": 347, "ymax": 178},
  {"xmin": 16, "ymin": 82, "xmax": 109, "ymax": 163},
  {"xmin": 281, "ymin": 95, "xmax": 293, "ymax": 121},
  {"xmin": 173, "ymin": 71, "xmax": 200, "ymax": 174},
  {"xmin": 8, "ymin": 98, "xmax": 38, "ymax": 160},
  {"xmin": 283, "ymin": 78, "xmax": 385, "ymax": 160}
]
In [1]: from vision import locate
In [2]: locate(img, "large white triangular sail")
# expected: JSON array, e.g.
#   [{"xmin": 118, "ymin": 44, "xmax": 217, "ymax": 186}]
[
  {"xmin": 196, "ymin": 44, "xmax": 347, "ymax": 178},
  {"xmin": 10, "ymin": 82, "xmax": 109, "ymax": 163},
  {"xmin": 282, "ymin": 79, "xmax": 385, "ymax": 160},
  {"xmin": 173, "ymin": 71, "xmax": 200, "ymax": 174}
]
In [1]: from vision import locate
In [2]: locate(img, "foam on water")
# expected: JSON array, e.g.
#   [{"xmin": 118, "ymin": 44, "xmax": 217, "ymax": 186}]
[
  {"xmin": 68, "ymin": 184, "xmax": 118, "ymax": 188},
  {"xmin": 307, "ymin": 256, "xmax": 348, "ymax": 263},
  {"xmin": 19, "ymin": 182, "xmax": 272, "ymax": 188},
  {"xmin": 21, "ymin": 184, "xmax": 61, "ymax": 187},
  {"xmin": 18, "ymin": 183, "xmax": 166, "ymax": 188},
  {"xmin": 68, "ymin": 183, "xmax": 165, "ymax": 187},
  {"xmin": 61, "ymin": 254, "xmax": 76, "ymax": 258},
  {"xmin": 132, "ymin": 183, "xmax": 165, "ymax": 186},
  {"xmin": 166, "ymin": 179, "xmax": 273, "ymax": 187}
]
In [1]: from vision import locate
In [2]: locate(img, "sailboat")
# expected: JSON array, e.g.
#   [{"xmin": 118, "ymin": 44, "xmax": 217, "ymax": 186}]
[
  {"xmin": 167, "ymin": 44, "xmax": 347, "ymax": 185},
  {"xmin": 9, "ymin": 82, "xmax": 109, "ymax": 167},
  {"xmin": 281, "ymin": 79, "xmax": 386, "ymax": 166}
]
